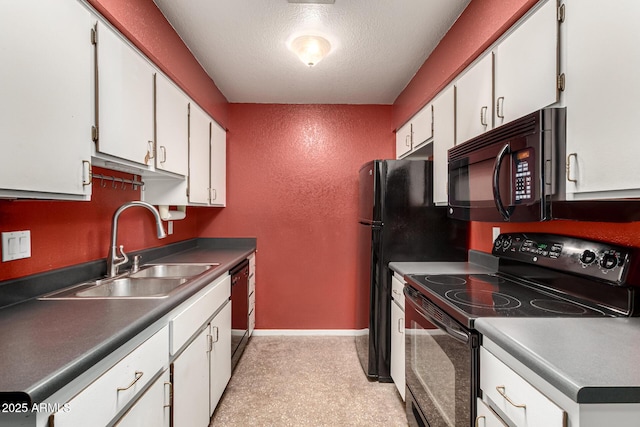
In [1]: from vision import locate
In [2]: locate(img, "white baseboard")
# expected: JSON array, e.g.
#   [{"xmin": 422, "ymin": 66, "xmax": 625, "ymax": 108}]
[{"xmin": 251, "ymin": 329, "xmax": 368, "ymax": 337}]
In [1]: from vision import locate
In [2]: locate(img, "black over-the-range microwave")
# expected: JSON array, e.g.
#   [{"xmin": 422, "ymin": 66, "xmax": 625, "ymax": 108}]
[{"xmin": 447, "ymin": 107, "xmax": 640, "ymax": 223}]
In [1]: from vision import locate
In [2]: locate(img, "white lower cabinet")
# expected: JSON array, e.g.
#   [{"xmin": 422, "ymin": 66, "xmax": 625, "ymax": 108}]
[
  {"xmin": 480, "ymin": 346, "xmax": 566, "ymax": 427},
  {"xmin": 390, "ymin": 274, "xmax": 405, "ymax": 401},
  {"xmin": 172, "ymin": 301, "xmax": 231, "ymax": 425},
  {"xmin": 172, "ymin": 326, "xmax": 210, "ymax": 426},
  {"xmin": 476, "ymin": 398, "xmax": 507, "ymax": 427},
  {"xmin": 114, "ymin": 369, "xmax": 171, "ymax": 427},
  {"xmin": 50, "ymin": 326, "xmax": 169, "ymax": 427}
]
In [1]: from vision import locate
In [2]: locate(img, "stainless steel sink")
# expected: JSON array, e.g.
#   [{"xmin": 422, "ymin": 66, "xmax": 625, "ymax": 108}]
[
  {"xmin": 130, "ymin": 263, "xmax": 218, "ymax": 279},
  {"xmin": 38, "ymin": 263, "xmax": 221, "ymax": 300},
  {"xmin": 75, "ymin": 277, "xmax": 188, "ymax": 298}
]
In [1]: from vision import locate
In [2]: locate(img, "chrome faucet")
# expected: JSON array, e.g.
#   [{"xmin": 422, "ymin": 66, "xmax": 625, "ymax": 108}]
[{"xmin": 107, "ymin": 201, "xmax": 167, "ymax": 277}]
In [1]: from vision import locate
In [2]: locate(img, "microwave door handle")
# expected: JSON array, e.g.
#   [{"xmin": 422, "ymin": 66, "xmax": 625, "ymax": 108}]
[{"xmin": 493, "ymin": 143, "xmax": 512, "ymax": 221}]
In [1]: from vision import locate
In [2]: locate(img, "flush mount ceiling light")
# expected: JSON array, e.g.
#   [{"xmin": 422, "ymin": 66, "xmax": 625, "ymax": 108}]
[{"xmin": 289, "ymin": 35, "xmax": 332, "ymax": 67}]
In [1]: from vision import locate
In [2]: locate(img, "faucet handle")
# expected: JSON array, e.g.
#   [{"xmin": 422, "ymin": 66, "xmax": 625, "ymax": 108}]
[
  {"xmin": 132, "ymin": 255, "xmax": 142, "ymax": 273},
  {"xmin": 116, "ymin": 245, "xmax": 129, "ymax": 267}
]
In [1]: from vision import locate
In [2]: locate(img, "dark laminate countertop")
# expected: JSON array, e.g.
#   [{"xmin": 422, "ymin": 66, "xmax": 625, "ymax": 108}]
[
  {"xmin": 0, "ymin": 238, "xmax": 255, "ymax": 404},
  {"xmin": 476, "ymin": 317, "xmax": 640, "ymax": 404}
]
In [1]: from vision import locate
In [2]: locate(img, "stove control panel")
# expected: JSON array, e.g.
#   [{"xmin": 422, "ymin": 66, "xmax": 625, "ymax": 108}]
[{"xmin": 493, "ymin": 233, "xmax": 630, "ymax": 284}]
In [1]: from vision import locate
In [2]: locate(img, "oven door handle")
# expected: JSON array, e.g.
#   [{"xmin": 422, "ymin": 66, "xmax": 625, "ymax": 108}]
[
  {"xmin": 404, "ymin": 288, "xmax": 469, "ymax": 345},
  {"xmin": 493, "ymin": 143, "xmax": 514, "ymax": 221}
]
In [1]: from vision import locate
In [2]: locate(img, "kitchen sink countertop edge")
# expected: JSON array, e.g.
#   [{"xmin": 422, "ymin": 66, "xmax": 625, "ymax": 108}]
[{"xmin": 0, "ymin": 238, "xmax": 256, "ymax": 405}]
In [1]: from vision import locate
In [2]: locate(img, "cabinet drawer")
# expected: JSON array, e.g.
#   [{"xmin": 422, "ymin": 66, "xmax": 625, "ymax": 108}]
[
  {"xmin": 391, "ymin": 274, "xmax": 405, "ymax": 311},
  {"xmin": 480, "ymin": 347, "xmax": 566, "ymax": 427},
  {"xmin": 114, "ymin": 369, "xmax": 170, "ymax": 427},
  {"xmin": 51, "ymin": 326, "xmax": 168, "ymax": 426},
  {"xmin": 476, "ymin": 398, "xmax": 507, "ymax": 427},
  {"xmin": 248, "ymin": 253, "xmax": 256, "ymax": 294},
  {"xmin": 170, "ymin": 274, "xmax": 231, "ymax": 355}
]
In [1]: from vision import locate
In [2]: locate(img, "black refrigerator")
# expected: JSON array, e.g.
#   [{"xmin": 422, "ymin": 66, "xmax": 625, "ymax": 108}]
[{"xmin": 355, "ymin": 159, "xmax": 468, "ymax": 381}]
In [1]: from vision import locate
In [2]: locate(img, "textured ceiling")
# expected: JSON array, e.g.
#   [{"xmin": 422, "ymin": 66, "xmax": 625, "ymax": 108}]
[{"xmin": 153, "ymin": 0, "xmax": 470, "ymax": 104}]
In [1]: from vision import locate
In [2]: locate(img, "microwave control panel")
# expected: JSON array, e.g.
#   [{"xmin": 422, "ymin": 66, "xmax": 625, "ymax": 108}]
[
  {"xmin": 513, "ymin": 148, "xmax": 535, "ymax": 203},
  {"xmin": 493, "ymin": 233, "xmax": 630, "ymax": 284}
]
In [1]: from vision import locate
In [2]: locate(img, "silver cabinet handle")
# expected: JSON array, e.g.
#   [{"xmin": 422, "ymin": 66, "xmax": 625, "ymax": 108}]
[
  {"xmin": 475, "ymin": 415, "xmax": 486, "ymax": 427},
  {"xmin": 160, "ymin": 146, "xmax": 167, "ymax": 164},
  {"xmin": 163, "ymin": 381, "xmax": 172, "ymax": 408},
  {"xmin": 82, "ymin": 160, "xmax": 92, "ymax": 186},
  {"xmin": 567, "ymin": 153, "xmax": 578, "ymax": 183},
  {"xmin": 480, "ymin": 106, "xmax": 488, "ymax": 127},
  {"xmin": 496, "ymin": 385, "xmax": 526, "ymax": 409},
  {"xmin": 398, "ymin": 318, "xmax": 403, "ymax": 333},
  {"xmin": 496, "ymin": 96, "xmax": 505, "ymax": 119},
  {"xmin": 405, "ymin": 134, "xmax": 411, "ymax": 147},
  {"xmin": 117, "ymin": 371, "xmax": 143, "ymax": 392}
]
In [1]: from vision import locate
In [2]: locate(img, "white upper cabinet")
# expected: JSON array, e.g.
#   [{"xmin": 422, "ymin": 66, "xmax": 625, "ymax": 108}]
[
  {"xmin": 564, "ymin": 0, "xmax": 640, "ymax": 200},
  {"xmin": 455, "ymin": 53, "xmax": 494, "ymax": 145},
  {"xmin": 210, "ymin": 121, "xmax": 227, "ymax": 207},
  {"xmin": 0, "ymin": 0, "xmax": 93, "ymax": 200},
  {"xmin": 155, "ymin": 74, "xmax": 189, "ymax": 176},
  {"xmin": 432, "ymin": 86, "xmax": 456, "ymax": 206},
  {"xmin": 95, "ymin": 21, "xmax": 155, "ymax": 168},
  {"xmin": 494, "ymin": 0, "xmax": 559, "ymax": 127},
  {"xmin": 188, "ymin": 103, "xmax": 212, "ymax": 205},
  {"xmin": 395, "ymin": 104, "xmax": 433, "ymax": 159},
  {"xmin": 395, "ymin": 122, "xmax": 413, "ymax": 159}
]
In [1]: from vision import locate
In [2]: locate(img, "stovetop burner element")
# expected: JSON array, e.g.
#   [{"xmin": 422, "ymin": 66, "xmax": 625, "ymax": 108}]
[
  {"xmin": 424, "ymin": 275, "xmax": 467, "ymax": 286},
  {"xmin": 530, "ymin": 299, "xmax": 589, "ymax": 315},
  {"xmin": 445, "ymin": 289, "xmax": 521, "ymax": 310}
]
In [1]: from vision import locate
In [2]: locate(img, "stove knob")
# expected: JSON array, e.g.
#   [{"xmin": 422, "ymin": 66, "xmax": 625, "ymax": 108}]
[
  {"xmin": 600, "ymin": 253, "xmax": 618, "ymax": 270},
  {"xmin": 579, "ymin": 250, "xmax": 597, "ymax": 265}
]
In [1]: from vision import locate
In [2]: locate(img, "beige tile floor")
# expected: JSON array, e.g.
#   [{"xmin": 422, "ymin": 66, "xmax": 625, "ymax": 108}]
[{"xmin": 210, "ymin": 336, "xmax": 408, "ymax": 427}]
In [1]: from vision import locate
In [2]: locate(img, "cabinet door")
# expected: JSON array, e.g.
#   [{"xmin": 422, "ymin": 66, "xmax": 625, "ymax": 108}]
[
  {"xmin": 456, "ymin": 53, "xmax": 493, "ymax": 144},
  {"xmin": 209, "ymin": 302, "xmax": 232, "ymax": 415},
  {"xmin": 395, "ymin": 122, "xmax": 412, "ymax": 158},
  {"xmin": 432, "ymin": 86, "xmax": 456, "ymax": 205},
  {"xmin": 476, "ymin": 398, "xmax": 507, "ymax": 427},
  {"xmin": 189, "ymin": 103, "xmax": 211, "ymax": 204},
  {"xmin": 390, "ymin": 299, "xmax": 405, "ymax": 401},
  {"xmin": 96, "ymin": 21, "xmax": 154, "ymax": 167},
  {"xmin": 155, "ymin": 74, "xmax": 189, "ymax": 176},
  {"xmin": 564, "ymin": 0, "xmax": 640, "ymax": 199},
  {"xmin": 114, "ymin": 369, "xmax": 170, "ymax": 427},
  {"xmin": 494, "ymin": 0, "xmax": 559, "ymax": 127},
  {"xmin": 411, "ymin": 104, "xmax": 433, "ymax": 148},
  {"xmin": 0, "ymin": 0, "xmax": 93, "ymax": 199},
  {"xmin": 172, "ymin": 328, "xmax": 210, "ymax": 427},
  {"xmin": 209, "ymin": 120, "xmax": 227, "ymax": 206}
]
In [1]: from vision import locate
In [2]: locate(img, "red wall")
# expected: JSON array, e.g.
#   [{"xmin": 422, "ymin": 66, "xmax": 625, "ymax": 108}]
[
  {"xmin": 0, "ymin": 168, "xmax": 200, "ymax": 281},
  {"xmin": 86, "ymin": 0, "xmax": 229, "ymax": 127},
  {"xmin": 393, "ymin": 0, "xmax": 537, "ymax": 129},
  {"xmin": 199, "ymin": 104, "xmax": 394, "ymax": 329}
]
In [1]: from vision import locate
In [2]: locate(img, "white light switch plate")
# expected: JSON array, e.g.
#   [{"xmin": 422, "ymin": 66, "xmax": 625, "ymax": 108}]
[
  {"xmin": 2, "ymin": 230, "xmax": 31, "ymax": 261},
  {"xmin": 492, "ymin": 227, "xmax": 501, "ymax": 244}
]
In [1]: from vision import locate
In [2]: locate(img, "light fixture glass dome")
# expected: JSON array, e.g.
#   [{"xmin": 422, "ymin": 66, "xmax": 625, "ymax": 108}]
[{"xmin": 289, "ymin": 35, "xmax": 331, "ymax": 66}]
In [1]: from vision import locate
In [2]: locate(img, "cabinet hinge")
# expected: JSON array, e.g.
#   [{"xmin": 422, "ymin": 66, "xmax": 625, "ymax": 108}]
[
  {"xmin": 557, "ymin": 4, "xmax": 565, "ymax": 23},
  {"xmin": 557, "ymin": 73, "xmax": 566, "ymax": 91},
  {"xmin": 91, "ymin": 26, "xmax": 97, "ymax": 45},
  {"xmin": 207, "ymin": 334, "xmax": 213, "ymax": 352},
  {"xmin": 91, "ymin": 126, "xmax": 99, "ymax": 142}
]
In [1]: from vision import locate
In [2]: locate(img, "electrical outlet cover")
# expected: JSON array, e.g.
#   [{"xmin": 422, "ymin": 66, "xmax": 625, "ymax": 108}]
[{"xmin": 2, "ymin": 230, "xmax": 31, "ymax": 261}]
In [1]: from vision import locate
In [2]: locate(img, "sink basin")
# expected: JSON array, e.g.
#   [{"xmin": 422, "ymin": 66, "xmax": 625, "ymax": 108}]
[
  {"xmin": 38, "ymin": 263, "xmax": 221, "ymax": 300},
  {"xmin": 130, "ymin": 263, "xmax": 218, "ymax": 279},
  {"xmin": 75, "ymin": 277, "xmax": 188, "ymax": 299}
]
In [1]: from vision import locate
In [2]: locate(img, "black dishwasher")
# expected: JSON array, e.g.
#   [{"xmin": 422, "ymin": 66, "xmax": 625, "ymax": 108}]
[{"xmin": 230, "ymin": 259, "xmax": 249, "ymax": 370}]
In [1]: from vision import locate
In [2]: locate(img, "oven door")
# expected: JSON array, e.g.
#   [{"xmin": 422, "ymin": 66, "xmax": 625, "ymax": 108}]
[{"xmin": 404, "ymin": 285, "xmax": 478, "ymax": 427}]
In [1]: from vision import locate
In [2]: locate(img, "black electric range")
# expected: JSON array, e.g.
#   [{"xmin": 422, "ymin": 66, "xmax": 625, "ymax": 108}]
[
  {"xmin": 403, "ymin": 233, "xmax": 639, "ymax": 427},
  {"xmin": 406, "ymin": 233, "xmax": 638, "ymax": 328}
]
